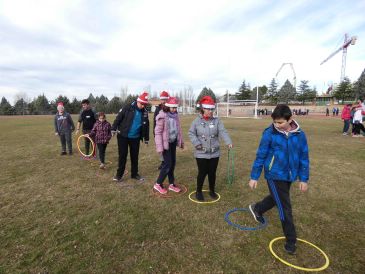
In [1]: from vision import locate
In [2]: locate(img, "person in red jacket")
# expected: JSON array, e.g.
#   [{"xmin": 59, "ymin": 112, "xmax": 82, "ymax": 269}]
[
  {"xmin": 87, "ymin": 112, "xmax": 112, "ymax": 169},
  {"xmin": 341, "ymin": 104, "xmax": 352, "ymax": 135}
]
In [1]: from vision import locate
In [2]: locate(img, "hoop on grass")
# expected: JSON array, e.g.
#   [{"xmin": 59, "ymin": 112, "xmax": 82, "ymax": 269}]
[
  {"xmin": 269, "ymin": 237, "xmax": 330, "ymax": 272},
  {"xmin": 77, "ymin": 134, "xmax": 95, "ymax": 158},
  {"xmin": 224, "ymin": 208, "xmax": 267, "ymax": 231},
  {"xmin": 188, "ymin": 190, "xmax": 221, "ymax": 204}
]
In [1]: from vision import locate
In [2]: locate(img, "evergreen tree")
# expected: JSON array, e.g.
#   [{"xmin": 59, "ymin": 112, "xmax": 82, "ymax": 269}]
[
  {"xmin": 52, "ymin": 95, "xmax": 71, "ymax": 113},
  {"xmin": 123, "ymin": 94, "xmax": 138, "ymax": 107},
  {"xmin": 297, "ymin": 80, "xmax": 310, "ymax": 105},
  {"xmin": 196, "ymin": 87, "xmax": 216, "ymax": 105},
  {"xmin": 266, "ymin": 78, "xmax": 279, "ymax": 104},
  {"xmin": 14, "ymin": 98, "xmax": 28, "ymax": 115},
  {"xmin": 334, "ymin": 77, "xmax": 353, "ymax": 102},
  {"xmin": 353, "ymin": 68, "xmax": 365, "ymax": 99},
  {"xmin": 95, "ymin": 95, "xmax": 109, "ymax": 113},
  {"xmin": 108, "ymin": 96, "xmax": 123, "ymax": 113},
  {"xmin": 250, "ymin": 85, "xmax": 268, "ymax": 102},
  {"xmin": 87, "ymin": 93, "xmax": 96, "ymax": 105},
  {"xmin": 0, "ymin": 97, "xmax": 14, "ymax": 115},
  {"xmin": 69, "ymin": 97, "xmax": 81, "ymax": 114},
  {"xmin": 277, "ymin": 79, "xmax": 296, "ymax": 104},
  {"xmin": 235, "ymin": 80, "xmax": 251, "ymax": 100},
  {"xmin": 32, "ymin": 94, "xmax": 51, "ymax": 114}
]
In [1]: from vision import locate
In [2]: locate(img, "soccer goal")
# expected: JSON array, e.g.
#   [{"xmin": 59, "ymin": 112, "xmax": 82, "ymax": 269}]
[{"xmin": 216, "ymin": 100, "xmax": 259, "ymax": 118}]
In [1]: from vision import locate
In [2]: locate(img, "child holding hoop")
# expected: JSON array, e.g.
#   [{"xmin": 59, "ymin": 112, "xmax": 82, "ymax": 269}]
[
  {"xmin": 248, "ymin": 104, "xmax": 309, "ymax": 255},
  {"xmin": 153, "ymin": 97, "xmax": 184, "ymax": 194},
  {"xmin": 87, "ymin": 112, "xmax": 112, "ymax": 169}
]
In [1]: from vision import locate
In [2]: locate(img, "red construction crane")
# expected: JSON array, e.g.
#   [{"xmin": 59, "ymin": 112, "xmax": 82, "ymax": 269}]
[{"xmin": 320, "ymin": 33, "xmax": 357, "ymax": 83}]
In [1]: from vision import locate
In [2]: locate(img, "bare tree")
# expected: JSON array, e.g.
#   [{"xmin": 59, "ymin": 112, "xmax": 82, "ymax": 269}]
[{"xmin": 120, "ymin": 85, "xmax": 129, "ymax": 101}]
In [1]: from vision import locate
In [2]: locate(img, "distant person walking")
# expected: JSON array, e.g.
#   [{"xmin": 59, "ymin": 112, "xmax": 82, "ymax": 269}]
[{"xmin": 54, "ymin": 102, "xmax": 75, "ymax": 155}]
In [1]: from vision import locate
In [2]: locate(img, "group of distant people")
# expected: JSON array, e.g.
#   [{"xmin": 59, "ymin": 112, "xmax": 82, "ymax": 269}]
[{"xmin": 326, "ymin": 107, "xmax": 340, "ymax": 116}]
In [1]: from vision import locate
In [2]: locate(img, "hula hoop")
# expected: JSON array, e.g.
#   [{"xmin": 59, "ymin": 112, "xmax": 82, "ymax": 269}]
[
  {"xmin": 151, "ymin": 183, "xmax": 188, "ymax": 198},
  {"xmin": 77, "ymin": 135, "xmax": 95, "ymax": 158},
  {"xmin": 188, "ymin": 190, "xmax": 221, "ymax": 204},
  {"xmin": 227, "ymin": 149, "xmax": 235, "ymax": 185},
  {"xmin": 224, "ymin": 208, "xmax": 267, "ymax": 231},
  {"xmin": 269, "ymin": 237, "xmax": 330, "ymax": 272}
]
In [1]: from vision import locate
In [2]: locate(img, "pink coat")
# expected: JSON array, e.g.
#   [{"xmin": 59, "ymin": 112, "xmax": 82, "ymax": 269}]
[
  {"xmin": 341, "ymin": 106, "xmax": 351, "ymax": 120},
  {"xmin": 154, "ymin": 111, "xmax": 184, "ymax": 153}
]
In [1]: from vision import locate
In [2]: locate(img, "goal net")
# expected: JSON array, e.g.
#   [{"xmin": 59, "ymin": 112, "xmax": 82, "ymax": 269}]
[{"xmin": 216, "ymin": 100, "xmax": 259, "ymax": 118}]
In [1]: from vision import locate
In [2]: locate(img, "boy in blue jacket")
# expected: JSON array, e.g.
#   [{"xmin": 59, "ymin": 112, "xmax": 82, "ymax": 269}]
[{"xmin": 248, "ymin": 104, "xmax": 309, "ymax": 255}]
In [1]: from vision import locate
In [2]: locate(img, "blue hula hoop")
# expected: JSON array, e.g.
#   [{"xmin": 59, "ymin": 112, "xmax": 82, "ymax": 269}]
[{"xmin": 224, "ymin": 208, "xmax": 268, "ymax": 231}]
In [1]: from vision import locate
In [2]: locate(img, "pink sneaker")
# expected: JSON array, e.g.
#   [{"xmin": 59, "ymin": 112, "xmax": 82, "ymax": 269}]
[
  {"xmin": 154, "ymin": 183, "xmax": 167, "ymax": 194},
  {"xmin": 168, "ymin": 184, "xmax": 181, "ymax": 193}
]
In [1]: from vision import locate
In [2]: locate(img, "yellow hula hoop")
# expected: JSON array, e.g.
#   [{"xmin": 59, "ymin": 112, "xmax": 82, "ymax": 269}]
[
  {"xmin": 269, "ymin": 237, "xmax": 330, "ymax": 272},
  {"xmin": 77, "ymin": 134, "xmax": 95, "ymax": 158},
  {"xmin": 188, "ymin": 190, "xmax": 221, "ymax": 204}
]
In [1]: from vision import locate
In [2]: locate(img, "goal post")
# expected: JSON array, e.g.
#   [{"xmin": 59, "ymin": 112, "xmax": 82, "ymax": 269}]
[{"xmin": 216, "ymin": 101, "xmax": 259, "ymax": 118}]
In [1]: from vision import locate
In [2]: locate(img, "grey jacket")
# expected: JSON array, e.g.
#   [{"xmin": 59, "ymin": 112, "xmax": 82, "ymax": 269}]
[{"xmin": 188, "ymin": 115, "xmax": 232, "ymax": 159}]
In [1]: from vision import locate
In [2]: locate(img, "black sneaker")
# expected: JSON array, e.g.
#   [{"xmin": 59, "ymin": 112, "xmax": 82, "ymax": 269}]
[
  {"xmin": 61, "ymin": 151, "xmax": 67, "ymax": 155},
  {"xmin": 196, "ymin": 191, "xmax": 204, "ymax": 201},
  {"xmin": 113, "ymin": 176, "xmax": 123, "ymax": 182},
  {"xmin": 249, "ymin": 204, "xmax": 265, "ymax": 224},
  {"xmin": 284, "ymin": 243, "xmax": 296, "ymax": 255},
  {"xmin": 68, "ymin": 152, "xmax": 73, "ymax": 155},
  {"xmin": 209, "ymin": 191, "xmax": 218, "ymax": 199},
  {"xmin": 131, "ymin": 174, "xmax": 145, "ymax": 181}
]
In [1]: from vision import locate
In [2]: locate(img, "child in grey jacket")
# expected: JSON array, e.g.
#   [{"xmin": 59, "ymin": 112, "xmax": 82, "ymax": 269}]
[
  {"xmin": 188, "ymin": 96, "xmax": 232, "ymax": 201},
  {"xmin": 54, "ymin": 102, "xmax": 75, "ymax": 155}
]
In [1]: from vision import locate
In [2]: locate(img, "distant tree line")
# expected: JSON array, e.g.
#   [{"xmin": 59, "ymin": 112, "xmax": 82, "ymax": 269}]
[
  {"xmin": 0, "ymin": 93, "xmax": 139, "ymax": 116},
  {"xmin": 1, "ymin": 68, "xmax": 365, "ymax": 115}
]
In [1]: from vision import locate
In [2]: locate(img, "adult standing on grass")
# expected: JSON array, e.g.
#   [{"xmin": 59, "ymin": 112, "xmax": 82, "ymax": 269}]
[
  {"xmin": 111, "ymin": 91, "xmax": 150, "ymax": 182},
  {"xmin": 248, "ymin": 104, "xmax": 309, "ymax": 255},
  {"xmin": 154, "ymin": 90, "xmax": 169, "ymax": 170},
  {"xmin": 153, "ymin": 97, "xmax": 184, "ymax": 194},
  {"xmin": 54, "ymin": 102, "xmax": 75, "ymax": 155},
  {"xmin": 188, "ymin": 96, "xmax": 233, "ymax": 201},
  {"xmin": 75, "ymin": 99, "xmax": 97, "ymax": 156}
]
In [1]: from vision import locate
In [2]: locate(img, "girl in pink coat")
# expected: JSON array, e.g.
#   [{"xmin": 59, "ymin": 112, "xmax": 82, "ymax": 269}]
[{"xmin": 154, "ymin": 97, "xmax": 184, "ymax": 194}]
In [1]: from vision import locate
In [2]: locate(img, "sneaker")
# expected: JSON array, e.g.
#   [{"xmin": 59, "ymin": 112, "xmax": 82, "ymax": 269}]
[
  {"xmin": 284, "ymin": 243, "xmax": 296, "ymax": 255},
  {"xmin": 68, "ymin": 152, "xmax": 73, "ymax": 155},
  {"xmin": 154, "ymin": 183, "xmax": 167, "ymax": 194},
  {"xmin": 112, "ymin": 176, "xmax": 123, "ymax": 182},
  {"xmin": 169, "ymin": 184, "xmax": 181, "ymax": 193},
  {"xmin": 61, "ymin": 151, "xmax": 67, "ymax": 155},
  {"xmin": 131, "ymin": 174, "xmax": 145, "ymax": 181},
  {"xmin": 249, "ymin": 204, "xmax": 265, "ymax": 224},
  {"xmin": 209, "ymin": 191, "xmax": 218, "ymax": 199},
  {"xmin": 195, "ymin": 191, "xmax": 204, "ymax": 201},
  {"xmin": 342, "ymin": 132, "xmax": 348, "ymax": 135},
  {"xmin": 99, "ymin": 163, "xmax": 106, "ymax": 169}
]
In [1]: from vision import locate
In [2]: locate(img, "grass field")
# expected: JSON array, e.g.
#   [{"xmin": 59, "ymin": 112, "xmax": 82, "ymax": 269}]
[{"xmin": 0, "ymin": 114, "xmax": 364, "ymax": 273}]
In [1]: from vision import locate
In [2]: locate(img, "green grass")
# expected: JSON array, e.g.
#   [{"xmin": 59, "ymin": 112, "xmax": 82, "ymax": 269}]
[{"xmin": 0, "ymin": 115, "xmax": 364, "ymax": 273}]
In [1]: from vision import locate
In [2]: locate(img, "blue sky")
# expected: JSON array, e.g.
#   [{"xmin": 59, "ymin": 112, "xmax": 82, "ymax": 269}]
[{"xmin": 0, "ymin": 0, "xmax": 364, "ymax": 104}]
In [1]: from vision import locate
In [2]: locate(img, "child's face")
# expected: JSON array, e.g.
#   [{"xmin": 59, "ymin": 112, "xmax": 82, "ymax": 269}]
[
  {"xmin": 99, "ymin": 116, "xmax": 105, "ymax": 122},
  {"xmin": 170, "ymin": 107, "xmax": 177, "ymax": 113},
  {"xmin": 273, "ymin": 118, "xmax": 292, "ymax": 131}
]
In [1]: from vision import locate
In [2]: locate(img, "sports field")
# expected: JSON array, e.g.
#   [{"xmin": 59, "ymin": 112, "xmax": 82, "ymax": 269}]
[{"xmin": 0, "ymin": 115, "xmax": 364, "ymax": 273}]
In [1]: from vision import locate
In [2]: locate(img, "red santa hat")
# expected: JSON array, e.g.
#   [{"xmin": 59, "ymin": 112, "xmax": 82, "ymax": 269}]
[
  {"xmin": 137, "ymin": 91, "xmax": 149, "ymax": 104},
  {"xmin": 200, "ymin": 96, "xmax": 215, "ymax": 109},
  {"xmin": 165, "ymin": 97, "xmax": 179, "ymax": 108},
  {"xmin": 159, "ymin": 90, "xmax": 169, "ymax": 100}
]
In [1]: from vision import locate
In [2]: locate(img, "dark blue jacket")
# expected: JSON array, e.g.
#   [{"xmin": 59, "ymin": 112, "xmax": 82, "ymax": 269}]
[{"xmin": 250, "ymin": 121, "xmax": 309, "ymax": 183}]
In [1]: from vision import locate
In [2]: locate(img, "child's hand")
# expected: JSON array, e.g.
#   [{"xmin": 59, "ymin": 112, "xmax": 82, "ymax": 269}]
[
  {"xmin": 299, "ymin": 182, "xmax": 308, "ymax": 192},
  {"xmin": 55, "ymin": 132, "xmax": 58, "ymax": 136},
  {"xmin": 85, "ymin": 134, "xmax": 89, "ymax": 137},
  {"xmin": 249, "ymin": 179, "xmax": 258, "ymax": 189},
  {"xmin": 227, "ymin": 144, "xmax": 233, "ymax": 149}
]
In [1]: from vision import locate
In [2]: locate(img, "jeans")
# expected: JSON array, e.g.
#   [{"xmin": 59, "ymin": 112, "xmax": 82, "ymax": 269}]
[
  {"xmin": 156, "ymin": 141, "xmax": 177, "ymax": 185},
  {"xmin": 116, "ymin": 136, "xmax": 140, "ymax": 178},
  {"xmin": 343, "ymin": 119, "xmax": 350, "ymax": 133},
  {"xmin": 97, "ymin": 143, "xmax": 108, "ymax": 164},
  {"xmin": 59, "ymin": 131, "xmax": 72, "ymax": 153}
]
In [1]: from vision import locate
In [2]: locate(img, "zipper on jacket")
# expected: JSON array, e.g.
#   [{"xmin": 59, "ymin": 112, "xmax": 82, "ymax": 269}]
[{"xmin": 269, "ymin": 155, "xmax": 275, "ymax": 170}]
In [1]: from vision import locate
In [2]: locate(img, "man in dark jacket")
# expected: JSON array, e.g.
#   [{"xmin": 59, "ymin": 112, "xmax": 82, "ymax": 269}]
[
  {"xmin": 112, "ymin": 91, "xmax": 150, "ymax": 182},
  {"xmin": 75, "ymin": 99, "xmax": 97, "ymax": 155},
  {"xmin": 153, "ymin": 90, "xmax": 169, "ymax": 170}
]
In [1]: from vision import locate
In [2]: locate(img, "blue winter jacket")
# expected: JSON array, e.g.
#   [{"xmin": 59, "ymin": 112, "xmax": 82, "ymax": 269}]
[{"xmin": 250, "ymin": 120, "xmax": 309, "ymax": 183}]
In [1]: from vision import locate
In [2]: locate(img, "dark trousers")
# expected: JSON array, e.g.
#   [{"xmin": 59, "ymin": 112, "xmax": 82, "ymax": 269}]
[
  {"xmin": 59, "ymin": 131, "xmax": 72, "ymax": 153},
  {"xmin": 196, "ymin": 157, "xmax": 219, "ymax": 192},
  {"xmin": 97, "ymin": 143, "xmax": 108, "ymax": 164},
  {"xmin": 255, "ymin": 180, "xmax": 296, "ymax": 246},
  {"xmin": 116, "ymin": 136, "xmax": 140, "ymax": 178},
  {"xmin": 343, "ymin": 119, "xmax": 350, "ymax": 133},
  {"xmin": 353, "ymin": 122, "xmax": 365, "ymax": 135},
  {"xmin": 83, "ymin": 129, "xmax": 96, "ymax": 156},
  {"xmin": 156, "ymin": 141, "xmax": 177, "ymax": 185}
]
